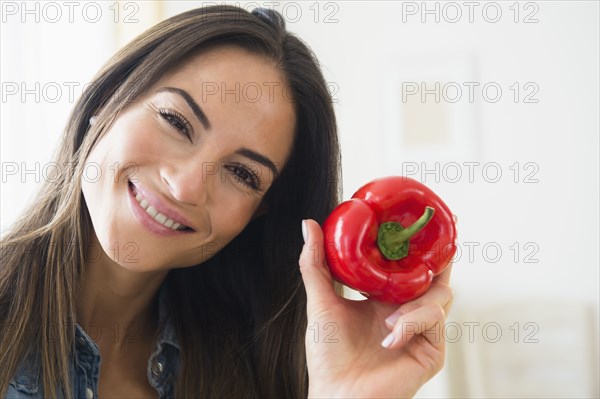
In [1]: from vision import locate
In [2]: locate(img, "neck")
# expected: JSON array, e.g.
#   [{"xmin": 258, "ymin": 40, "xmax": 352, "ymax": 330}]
[{"xmin": 76, "ymin": 232, "xmax": 169, "ymax": 351}]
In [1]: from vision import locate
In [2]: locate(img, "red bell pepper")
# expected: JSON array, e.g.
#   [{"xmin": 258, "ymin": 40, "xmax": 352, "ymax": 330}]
[{"xmin": 322, "ymin": 176, "xmax": 457, "ymax": 304}]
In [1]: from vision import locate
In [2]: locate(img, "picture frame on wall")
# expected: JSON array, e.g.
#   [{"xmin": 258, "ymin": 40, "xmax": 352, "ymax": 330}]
[{"xmin": 381, "ymin": 52, "xmax": 482, "ymax": 169}]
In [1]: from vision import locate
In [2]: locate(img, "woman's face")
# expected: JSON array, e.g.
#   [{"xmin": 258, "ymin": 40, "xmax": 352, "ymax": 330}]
[{"xmin": 82, "ymin": 45, "xmax": 296, "ymax": 271}]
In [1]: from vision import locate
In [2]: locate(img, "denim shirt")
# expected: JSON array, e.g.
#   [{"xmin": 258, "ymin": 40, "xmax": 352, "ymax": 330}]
[{"xmin": 6, "ymin": 284, "xmax": 181, "ymax": 399}]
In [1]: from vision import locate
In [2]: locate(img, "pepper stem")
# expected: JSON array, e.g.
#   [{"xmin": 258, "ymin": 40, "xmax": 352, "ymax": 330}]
[{"xmin": 377, "ymin": 206, "xmax": 435, "ymax": 261}]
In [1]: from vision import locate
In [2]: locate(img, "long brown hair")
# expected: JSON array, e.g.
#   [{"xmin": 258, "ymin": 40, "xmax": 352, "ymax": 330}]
[{"xmin": 0, "ymin": 5, "xmax": 341, "ymax": 398}]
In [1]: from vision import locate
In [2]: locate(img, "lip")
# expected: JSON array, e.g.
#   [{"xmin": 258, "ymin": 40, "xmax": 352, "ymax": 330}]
[{"xmin": 127, "ymin": 181, "xmax": 196, "ymax": 237}]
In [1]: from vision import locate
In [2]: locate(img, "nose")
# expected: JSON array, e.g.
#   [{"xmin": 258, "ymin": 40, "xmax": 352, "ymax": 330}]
[{"xmin": 160, "ymin": 158, "xmax": 212, "ymax": 206}]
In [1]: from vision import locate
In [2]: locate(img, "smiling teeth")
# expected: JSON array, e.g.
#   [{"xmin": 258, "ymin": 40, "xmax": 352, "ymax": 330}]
[{"xmin": 134, "ymin": 192, "xmax": 187, "ymax": 231}]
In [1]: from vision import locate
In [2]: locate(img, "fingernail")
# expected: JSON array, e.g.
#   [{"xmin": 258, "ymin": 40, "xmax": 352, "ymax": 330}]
[
  {"xmin": 381, "ymin": 331, "xmax": 395, "ymax": 348},
  {"xmin": 384, "ymin": 311, "xmax": 402, "ymax": 329},
  {"xmin": 301, "ymin": 219, "xmax": 308, "ymax": 243}
]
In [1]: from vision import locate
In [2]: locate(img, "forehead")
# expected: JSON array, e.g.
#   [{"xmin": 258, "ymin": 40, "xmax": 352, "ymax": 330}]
[{"xmin": 149, "ymin": 45, "xmax": 297, "ymax": 165}]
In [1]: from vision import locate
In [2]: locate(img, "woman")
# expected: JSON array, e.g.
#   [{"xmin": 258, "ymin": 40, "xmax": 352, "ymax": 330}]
[{"xmin": 0, "ymin": 5, "xmax": 453, "ymax": 398}]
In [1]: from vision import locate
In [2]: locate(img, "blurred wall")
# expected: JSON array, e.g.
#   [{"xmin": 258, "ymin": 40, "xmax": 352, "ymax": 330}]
[{"xmin": 1, "ymin": 1, "xmax": 598, "ymax": 397}]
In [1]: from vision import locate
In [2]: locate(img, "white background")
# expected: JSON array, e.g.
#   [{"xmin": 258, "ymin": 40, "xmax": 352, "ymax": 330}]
[{"xmin": 1, "ymin": 1, "xmax": 598, "ymax": 397}]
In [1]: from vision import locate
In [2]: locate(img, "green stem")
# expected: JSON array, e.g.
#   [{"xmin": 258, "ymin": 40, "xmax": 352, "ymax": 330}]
[{"xmin": 377, "ymin": 206, "xmax": 435, "ymax": 261}]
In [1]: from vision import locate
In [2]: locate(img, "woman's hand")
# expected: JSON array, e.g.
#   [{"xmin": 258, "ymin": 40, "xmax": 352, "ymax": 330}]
[{"xmin": 299, "ymin": 219, "xmax": 454, "ymax": 398}]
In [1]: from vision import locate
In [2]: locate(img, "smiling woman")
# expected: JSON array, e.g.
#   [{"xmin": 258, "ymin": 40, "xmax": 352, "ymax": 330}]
[
  {"xmin": 1, "ymin": 4, "xmax": 454, "ymax": 399},
  {"xmin": 81, "ymin": 45, "xmax": 297, "ymax": 272},
  {"xmin": 0, "ymin": 5, "xmax": 340, "ymax": 398}
]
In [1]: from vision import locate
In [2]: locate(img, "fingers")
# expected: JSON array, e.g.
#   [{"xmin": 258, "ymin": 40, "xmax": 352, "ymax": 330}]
[
  {"xmin": 432, "ymin": 262, "xmax": 454, "ymax": 315},
  {"xmin": 381, "ymin": 304, "xmax": 445, "ymax": 350},
  {"xmin": 384, "ymin": 283, "xmax": 453, "ymax": 329},
  {"xmin": 299, "ymin": 219, "xmax": 336, "ymax": 312},
  {"xmin": 381, "ymin": 263, "xmax": 454, "ymax": 350},
  {"xmin": 380, "ymin": 262, "xmax": 454, "ymax": 353},
  {"xmin": 299, "ymin": 219, "xmax": 325, "ymax": 266},
  {"xmin": 433, "ymin": 262, "xmax": 453, "ymax": 285}
]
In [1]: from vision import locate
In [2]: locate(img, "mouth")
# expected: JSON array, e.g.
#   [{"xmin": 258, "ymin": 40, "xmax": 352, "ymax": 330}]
[{"xmin": 128, "ymin": 180, "xmax": 195, "ymax": 234}]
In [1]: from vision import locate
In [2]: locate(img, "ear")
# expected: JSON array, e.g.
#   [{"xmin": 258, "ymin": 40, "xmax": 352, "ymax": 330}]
[{"xmin": 252, "ymin": 201, "xmax": 269, "ymax": 220}]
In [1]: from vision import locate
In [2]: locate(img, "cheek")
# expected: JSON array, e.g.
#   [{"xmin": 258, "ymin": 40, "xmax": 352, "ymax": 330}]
[
  {"xmin": 211, "ymin": 199, "xmax": 257, "ymax": 243},
  {"xmin": 80, "ymin": 113, "xmax": 176, "ymax": 266},
  {"xmin": 85, "ymin": 113, "xmax": 166, "ymax": 181}
]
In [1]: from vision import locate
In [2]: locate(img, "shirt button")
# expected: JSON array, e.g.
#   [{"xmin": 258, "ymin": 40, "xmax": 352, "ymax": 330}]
[
  {"xmin": 77, "ymin": 336, "xmax": 86, "ymax": 346},
  {"xmin": 151, "ymin": 360, "xmax": 164, "ymax": 378},
  {"xmin": 85, "ymin": 387, "xmax": 94, "ymax": 399}
]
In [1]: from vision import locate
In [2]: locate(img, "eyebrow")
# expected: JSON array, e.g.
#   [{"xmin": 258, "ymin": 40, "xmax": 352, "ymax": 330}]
[
  {"xmin": 157, "ymin": 87, "xmax": 278, "ymax": 178},
  {"xmin": 236, "ymin": 147, "xmax": 279, "ymax": 178},
  {"xmin": 157, "ymin": 87, "xmax": 211, "ymax": 130}
]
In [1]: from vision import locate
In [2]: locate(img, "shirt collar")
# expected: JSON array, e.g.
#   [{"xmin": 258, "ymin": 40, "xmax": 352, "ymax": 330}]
[
  {"xmin": 10, "ymin": 281, "xmax": 180, "ymax": 393},
  {"xmin": 155, "ymin": 280, "xmax": 182, "ymax": 352}
]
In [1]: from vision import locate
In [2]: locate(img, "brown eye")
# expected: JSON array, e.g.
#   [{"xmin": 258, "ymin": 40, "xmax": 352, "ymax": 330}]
[
  {"xmin": 158, "ymin": 108, "xmax": 192, "ymax": 141},
  {"xmin": 224, "ymin": 163, "xmax": 261, "ymax": 190}
]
